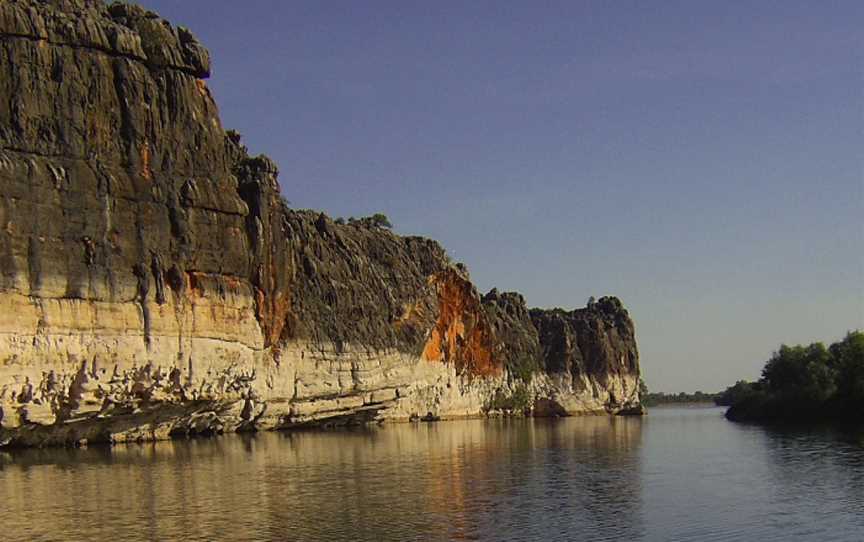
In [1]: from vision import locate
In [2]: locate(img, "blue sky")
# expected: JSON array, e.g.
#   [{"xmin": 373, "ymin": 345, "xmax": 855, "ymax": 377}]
[{"xmin": 140, "ymin": 0, "xmax": 863, "ymax": 392}]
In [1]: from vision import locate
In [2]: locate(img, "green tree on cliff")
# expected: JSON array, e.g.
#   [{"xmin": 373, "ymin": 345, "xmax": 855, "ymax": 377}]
[
  {"xmin": 347, "ymin": 213, "xmax": 393, "ymax": 229},
  {"xmin": 367, "ymin": 213, "xmax": 393, "ymax": 229}
]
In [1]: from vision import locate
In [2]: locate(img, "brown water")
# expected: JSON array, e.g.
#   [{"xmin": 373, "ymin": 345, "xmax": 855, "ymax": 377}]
[{"xmin": 1, "ymin": 407, "xmax": 862, "ymax": 541}]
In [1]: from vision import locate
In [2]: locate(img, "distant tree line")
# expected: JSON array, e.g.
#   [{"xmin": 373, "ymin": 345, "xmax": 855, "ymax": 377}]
[
  {"xmin": 721, "ymin": 331, "xmax": 863, "ymax": 423},
  {"xmin": 641, "ymin": 389, "xmax": 719, "ymax": 407}
]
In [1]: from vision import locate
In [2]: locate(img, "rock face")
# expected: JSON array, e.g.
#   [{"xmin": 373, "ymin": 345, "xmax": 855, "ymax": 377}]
[{"xmin": 0, "ymin": 0, "xmax": 642, "ymax": 447}]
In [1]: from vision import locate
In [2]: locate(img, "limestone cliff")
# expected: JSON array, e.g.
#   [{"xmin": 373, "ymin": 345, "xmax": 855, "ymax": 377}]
[{"xmin": 0, "ymin": 0, "xmax": 642, "ymax": 447}]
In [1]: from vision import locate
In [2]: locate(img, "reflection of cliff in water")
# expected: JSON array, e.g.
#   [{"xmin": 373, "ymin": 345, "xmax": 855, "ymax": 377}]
[
  {"xmin": 0, "ymin": 418, "xmax": 644, "ymax": 541},
  {"xmin": 4, "ymin": 407, "xmax": 861, "ymax": 541},
  {"xmin": 0, "ymin": 417, "xmax": 641, "ymax": 539}
]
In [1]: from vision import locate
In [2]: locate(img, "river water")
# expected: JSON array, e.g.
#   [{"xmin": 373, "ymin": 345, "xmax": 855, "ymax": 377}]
[{"xmin": 1, "ymin": 406, "xmax": 862, "ymax": 541}]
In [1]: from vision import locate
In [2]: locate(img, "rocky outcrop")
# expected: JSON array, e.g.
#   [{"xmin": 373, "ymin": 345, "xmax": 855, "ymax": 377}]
[
  {"xmin": 530, "ymin": 297, "xmax": 642, "ymax": 413},
  {"xmin": 0, "ymin": 0, "xmax": 642, "ymax": 447}
]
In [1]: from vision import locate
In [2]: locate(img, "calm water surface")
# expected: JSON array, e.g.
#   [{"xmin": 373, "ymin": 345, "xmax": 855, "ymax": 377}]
[{"xmin": 1, "ymin": 407, "xmax": 862, "ymax": 541}]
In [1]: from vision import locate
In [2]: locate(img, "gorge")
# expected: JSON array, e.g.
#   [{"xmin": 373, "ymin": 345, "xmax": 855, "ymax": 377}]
[{"xmin": 0, "ymin": 0, "xmax": 642, "ymax": 448}]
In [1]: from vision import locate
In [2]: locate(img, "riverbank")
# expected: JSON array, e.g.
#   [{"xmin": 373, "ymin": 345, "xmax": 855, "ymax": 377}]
[{"xmin": 720, "ymin": 331, "xmax": 862, "ymax": 425}]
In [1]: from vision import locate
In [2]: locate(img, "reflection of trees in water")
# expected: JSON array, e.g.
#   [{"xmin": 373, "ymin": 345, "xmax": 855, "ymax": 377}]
[
  {"xmin": 0, "ymin": 419, "xmax": 646, "ymax": 541},
  {"xmin": 760, "ymin": 425, "xmax": 864, "ymax": 521}
]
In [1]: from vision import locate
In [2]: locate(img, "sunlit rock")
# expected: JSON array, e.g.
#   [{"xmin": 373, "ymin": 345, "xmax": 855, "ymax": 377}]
[{"xmin": 0, "ymin": 0, "xmax": 643, "ymax": 447}]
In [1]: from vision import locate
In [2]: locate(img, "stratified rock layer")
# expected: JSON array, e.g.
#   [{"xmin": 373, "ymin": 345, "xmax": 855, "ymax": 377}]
[{"xmin": 0, "ymin": 0, "xmax": 641, "ymax": 447}]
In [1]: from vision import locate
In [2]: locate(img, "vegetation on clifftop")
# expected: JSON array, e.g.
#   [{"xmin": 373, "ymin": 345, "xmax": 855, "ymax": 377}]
[
  {"xmin": 723, "ymin": 331, "xmax": 864, "ymax": 423},
  {"xmin": 337, "ymin": 213, "xmax": 393, "ymax": 229}
]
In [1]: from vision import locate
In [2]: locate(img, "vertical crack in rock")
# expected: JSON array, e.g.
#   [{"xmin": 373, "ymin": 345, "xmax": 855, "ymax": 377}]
[
  {"xmin": 133, "ymin": 262, "xmax": 151, "ymax": 349},
  {"xmin": 151, "ymin": 252, "xmax": 165, "ymax": 305},
  {"xmin": 27, "ymin": 235, "xmax": 41, "ymax": 294}
]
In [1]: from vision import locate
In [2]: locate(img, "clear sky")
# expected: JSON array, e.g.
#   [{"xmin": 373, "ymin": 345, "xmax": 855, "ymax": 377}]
[{"xmin": 139, "ymin": 0, "xmax": 863, "ymax": 392}]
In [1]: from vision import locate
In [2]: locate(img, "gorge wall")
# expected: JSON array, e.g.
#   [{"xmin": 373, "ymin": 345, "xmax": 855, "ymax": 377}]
[{"xmin": 0, "ymin": 0, "xmax": 642, "ymax": 447}]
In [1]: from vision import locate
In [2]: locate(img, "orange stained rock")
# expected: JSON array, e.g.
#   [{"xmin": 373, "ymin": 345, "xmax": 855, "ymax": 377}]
[
  {"xmin": 182, "ymin": 270, "xmax": 290, "ymax": 346},
  {"xmin": 195, "ymin": 79, "xmax": 210, "ymax": 98},
  {"xmin": 421, "ymin": 269, "xmax": 500, "ymax": 377},
  {"xmin": 254, "ymin": 249, "xmax": 294, "ymax": 348},
  {"xmin": 257, "ymin": 289, "xmax": 292, "ymax": 347},
  {"xmin": 422, "ymin": 328, "xmax": 442, "ymax": 360},
  {"xmin": 140, "ymin": 141, "xmax": 152, "ymax": 180}
]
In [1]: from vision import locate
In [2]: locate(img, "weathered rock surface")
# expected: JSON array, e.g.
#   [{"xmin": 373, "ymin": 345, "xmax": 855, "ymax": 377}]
[
  {"xmin": 530, "ymin": 297, "xmax": 642, "ymax": 413},
  {"xmin": 0, "ymin": 0, "xmax": 642, "ymax": 447}
]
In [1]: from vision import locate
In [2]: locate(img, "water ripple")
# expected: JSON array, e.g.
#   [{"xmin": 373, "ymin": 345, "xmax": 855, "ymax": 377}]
[{"xmin": 0, "ymin": 409, "xmax": 862, "ymax": 541}]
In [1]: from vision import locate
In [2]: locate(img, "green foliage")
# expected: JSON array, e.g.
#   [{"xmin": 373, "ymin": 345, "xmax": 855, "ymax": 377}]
[
  {"xmin": 762, "ymin": 342, "xmax": 835, "ymax": 402},
  {"xmin": 715, "ymin": 380, "xmax": 759, "ymax": 406},
  {"xmin": 488, "ymin": 383, "xmax": 531, "ymax": 413},
  {"xmin": 508, "ymin": 356, "xmax": 538, "ymax": 383},
  {"xmin": 725, "ymin": 330, "xmax": 863, "ymax": 422},
  {"xmin": 346, "ymin": 213, "xmax": 393, "ymax": 229},
  {"xmin": 334, "ymin": 217, "xmax": 345, "ymax": 225},
  {"xmin": 831, "ymin": 331, "xmax": 864, "ymax": 403},
  {"xmin": 369, "ymin": 213, "xmax": 392, "ymax": 229}
]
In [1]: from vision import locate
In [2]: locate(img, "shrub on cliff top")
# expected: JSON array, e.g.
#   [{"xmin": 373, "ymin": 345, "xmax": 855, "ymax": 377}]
[
  {"xmin": 367, "ymin": 213, "xmax": 393, "ymax": 229},
  {"xmin": 347, "ymin": 213, "xmax": 393, "ymax": 229}
]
